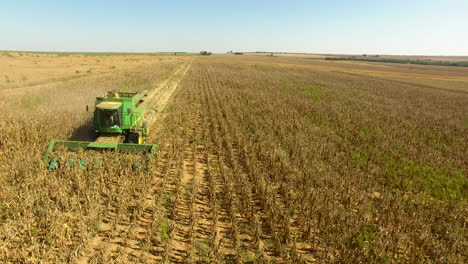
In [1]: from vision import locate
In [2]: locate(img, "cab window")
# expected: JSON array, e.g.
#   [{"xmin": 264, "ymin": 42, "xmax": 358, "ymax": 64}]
[{"xmin": 100, "ymin": 109, "xmax": 120, "ymax": 128}]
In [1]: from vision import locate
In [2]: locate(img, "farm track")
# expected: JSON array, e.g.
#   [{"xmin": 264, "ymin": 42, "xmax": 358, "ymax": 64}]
[
  {"xmin": 77, "ymin": 62, "xmax": 192, "ymax": 263},
  {"xmin": 146, "ymin": 62, "xmax": 192, "ymax": 131}
]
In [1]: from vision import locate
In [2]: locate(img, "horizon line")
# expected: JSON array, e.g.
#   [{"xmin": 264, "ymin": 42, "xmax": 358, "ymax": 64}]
[{"xmin": 1, "ymin": 49, "xmax": 467, "ymax": 57}]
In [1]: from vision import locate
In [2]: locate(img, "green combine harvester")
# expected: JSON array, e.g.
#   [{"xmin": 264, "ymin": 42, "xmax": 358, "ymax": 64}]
[{"xmin": 44, "ymin": 91, "xmax": 157, "ymax": 170}]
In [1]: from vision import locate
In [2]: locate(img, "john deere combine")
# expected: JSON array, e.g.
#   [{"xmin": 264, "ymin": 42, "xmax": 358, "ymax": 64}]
[{"xmin": 44, "ymin": 91, "xmax": 156, "ymax": 170}]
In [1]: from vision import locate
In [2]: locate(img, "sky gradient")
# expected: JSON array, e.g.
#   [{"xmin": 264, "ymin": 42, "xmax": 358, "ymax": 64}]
[{"xmin": 1, "ymin": 0, "xmax": 467, "ymax": 55}]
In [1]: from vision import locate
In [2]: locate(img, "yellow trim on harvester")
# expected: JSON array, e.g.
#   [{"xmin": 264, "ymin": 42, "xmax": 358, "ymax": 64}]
[{"xmin": 132, "ymin": 115, "xmax": 143, "ymax": 126}]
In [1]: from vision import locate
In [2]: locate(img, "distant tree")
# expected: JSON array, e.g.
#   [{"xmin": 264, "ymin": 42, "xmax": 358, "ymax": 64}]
[{"xmin": 200, "ymin": 51, "xmax": 212, "ymax": 56}]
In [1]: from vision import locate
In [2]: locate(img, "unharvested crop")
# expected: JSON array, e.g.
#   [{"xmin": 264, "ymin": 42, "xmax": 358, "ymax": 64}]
[{"xmin": 0, "ymin": 53, "xmax": 466, "ymax": 263}]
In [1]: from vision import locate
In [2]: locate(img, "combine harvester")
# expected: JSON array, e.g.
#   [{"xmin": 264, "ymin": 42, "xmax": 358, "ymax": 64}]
[{"xmin": 44, "ymin": 91, "xmax": 157, "ymax": 170}]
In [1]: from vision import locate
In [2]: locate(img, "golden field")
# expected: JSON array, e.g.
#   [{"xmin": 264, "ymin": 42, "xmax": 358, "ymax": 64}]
[{"xmin": 0, "ymin": 52, "xmax": 466, "ymax": 263}]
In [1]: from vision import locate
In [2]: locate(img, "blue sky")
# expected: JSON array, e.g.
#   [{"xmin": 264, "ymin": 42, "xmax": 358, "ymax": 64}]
[{"xmin": 1, "ymin": 0, "xmax": 467, "ymax": 55}]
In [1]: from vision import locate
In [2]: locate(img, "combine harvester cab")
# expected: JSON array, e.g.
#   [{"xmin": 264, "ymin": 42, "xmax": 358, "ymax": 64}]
[{"xmin": 44, "ymin": 91, "xmax": 157, "ymax": 171}]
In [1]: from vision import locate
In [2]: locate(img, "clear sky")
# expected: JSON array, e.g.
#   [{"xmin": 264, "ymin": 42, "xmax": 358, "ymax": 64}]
[{"xmin": 1, "ymin": 0, "xmax": 467, "ymax": 55}]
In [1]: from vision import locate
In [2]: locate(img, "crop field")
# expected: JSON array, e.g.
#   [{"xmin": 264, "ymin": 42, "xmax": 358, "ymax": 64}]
[{"xmin": 0, "ymin": 52, "xmax": 466, "ymax": 263}]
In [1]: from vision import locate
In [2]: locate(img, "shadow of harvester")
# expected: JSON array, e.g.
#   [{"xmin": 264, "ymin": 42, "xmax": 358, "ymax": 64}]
[{"xmin": 69, "ymin": 118, "xmax": 96, "ymax": 141}]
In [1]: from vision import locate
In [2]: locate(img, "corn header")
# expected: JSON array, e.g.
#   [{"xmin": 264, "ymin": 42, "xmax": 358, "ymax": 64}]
[{"xmin": 44, "ymin": 91, "xmax": 157, "ymax": 170}]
